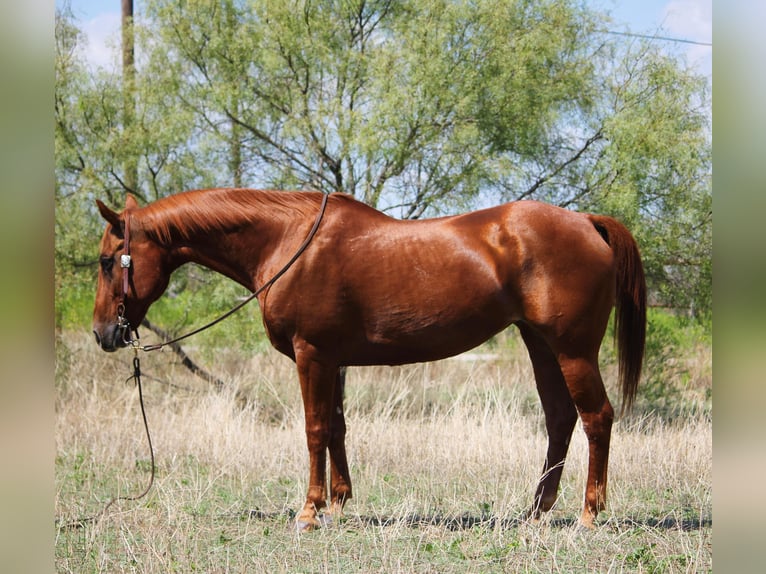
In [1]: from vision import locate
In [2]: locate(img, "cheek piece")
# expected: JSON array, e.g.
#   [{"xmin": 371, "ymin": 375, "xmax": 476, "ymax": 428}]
[{"xmin": 116, "ymin": 215, "xmax": 138, "ymax": 346}]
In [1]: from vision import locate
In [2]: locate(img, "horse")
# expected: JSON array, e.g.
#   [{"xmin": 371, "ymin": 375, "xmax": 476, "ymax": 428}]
[{"xmin": 93, "ymin": 188, "xmax": 646, "ymax": 530}]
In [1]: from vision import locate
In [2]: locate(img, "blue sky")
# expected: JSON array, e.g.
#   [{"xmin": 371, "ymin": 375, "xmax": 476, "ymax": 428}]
[{"xmin": 59, "ymin": 0, "xmax": 712, "ymax": 80}]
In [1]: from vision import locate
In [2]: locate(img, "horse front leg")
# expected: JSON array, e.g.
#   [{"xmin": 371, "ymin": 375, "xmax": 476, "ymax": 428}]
[
  {"xmin": 294, "ymin": 350, "xmax": 338, "ymax": 531},
  {"xmin": 327, "ymin": 367, "xmax": 352, "ymax": 518}
]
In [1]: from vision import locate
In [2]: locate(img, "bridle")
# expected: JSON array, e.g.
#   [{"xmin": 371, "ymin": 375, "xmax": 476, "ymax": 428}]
[
  {"xmin": 115, "ymin": 191, "xmax": 329, "ymax": 352},
  {"xmin": 116, "ymin": 209, "xmax": 134, "ymax": 346}
]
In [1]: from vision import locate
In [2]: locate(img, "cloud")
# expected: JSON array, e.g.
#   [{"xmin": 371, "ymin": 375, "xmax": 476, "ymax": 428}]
[
  {"xmin": 77, "ymin": 11, "xmax": 121, "ymax": 72},
  {"xmin": 662, "ymin": 0, "xmax": 712, "ymax": 77},
  {"xmin": 663, "ymin": 0, "xmax": 712, "ymax": 40}
]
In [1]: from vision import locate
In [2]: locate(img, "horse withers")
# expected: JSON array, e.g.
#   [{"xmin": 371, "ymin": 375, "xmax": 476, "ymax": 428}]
[{"xmin": 93, "ymin": 189, "xmax": 646, "ymax": 530}]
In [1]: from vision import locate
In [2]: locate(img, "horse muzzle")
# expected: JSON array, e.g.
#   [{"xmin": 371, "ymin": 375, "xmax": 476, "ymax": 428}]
[{"xmin": 93, "ymin": 322, "xmax": 131, "ymax": 352}]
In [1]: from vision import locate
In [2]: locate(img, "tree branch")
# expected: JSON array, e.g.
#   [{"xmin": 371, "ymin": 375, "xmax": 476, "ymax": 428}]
[
  {"xmin": 519, "ymin": 129, "xmax": 604, "ymax": 200},
  {"xmin": 140, "ymin": 318, "xmax": 226, "ymax": 391}
]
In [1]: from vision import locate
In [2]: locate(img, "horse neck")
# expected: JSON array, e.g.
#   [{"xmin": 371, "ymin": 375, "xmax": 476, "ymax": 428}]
[
  {"xmin": 169, "ymin": 233, "xmax": 267, "ymax": 290},
  {"xmin": 143, "ymin": 190, "xmax": 317, "ymax": 291}
]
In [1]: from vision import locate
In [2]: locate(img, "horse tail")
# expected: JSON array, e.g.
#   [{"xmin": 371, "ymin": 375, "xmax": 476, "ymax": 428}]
[{"xmin": 588, "ymin": 214, "xmax": 647, "ymax": 415}]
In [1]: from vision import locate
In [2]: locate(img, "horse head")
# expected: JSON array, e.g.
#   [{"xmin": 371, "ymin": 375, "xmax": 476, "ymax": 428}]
[{"xmin": 92, "ymin": 194, "xmax": 171, "ymax": 351}]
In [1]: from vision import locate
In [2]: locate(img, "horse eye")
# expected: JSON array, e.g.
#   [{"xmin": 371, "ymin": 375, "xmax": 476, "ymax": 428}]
[{"xmin": 100, "ymin": 256, "xmax": 115, "ymax": 276}]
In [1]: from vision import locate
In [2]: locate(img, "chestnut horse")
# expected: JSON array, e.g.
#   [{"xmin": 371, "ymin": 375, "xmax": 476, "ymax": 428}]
[{"xmin": 93, "ymin": 189, "xmax": 645, "ymax": 530}]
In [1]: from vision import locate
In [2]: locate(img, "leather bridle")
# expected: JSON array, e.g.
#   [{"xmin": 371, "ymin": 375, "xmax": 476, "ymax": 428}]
[{"xmin": 116, "ymin": 210, "xmax": 134, "ymax": 345}]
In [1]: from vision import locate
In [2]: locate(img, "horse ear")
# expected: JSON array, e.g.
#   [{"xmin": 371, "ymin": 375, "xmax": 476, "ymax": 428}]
[
  {"xmin": 125, "ymin": 193, "xmax": 140, "ymax": 210},
  {"xmin": 96, "ymin": 199, "xmax": 123, "ymax": 232}
]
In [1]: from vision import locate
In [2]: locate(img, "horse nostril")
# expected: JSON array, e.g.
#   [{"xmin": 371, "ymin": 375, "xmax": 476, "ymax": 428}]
[{"xmin": 93, "ymin": 330, "xmax": 102, "ymax": 346}]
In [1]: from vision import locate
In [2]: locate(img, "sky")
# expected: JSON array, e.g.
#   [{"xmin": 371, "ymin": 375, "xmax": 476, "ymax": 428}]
[{"xmin": 58, "ymin": 0, "xmax": 712, "ymax": 81}]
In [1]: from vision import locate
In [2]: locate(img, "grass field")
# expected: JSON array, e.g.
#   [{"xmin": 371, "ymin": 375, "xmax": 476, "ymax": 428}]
[{"xmin": 55, "ymin": 329, "xmax": 711, "ymax": 573}]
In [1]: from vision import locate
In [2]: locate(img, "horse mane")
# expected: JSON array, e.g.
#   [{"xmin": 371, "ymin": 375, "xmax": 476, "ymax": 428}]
[{"xmin": 137, "ymin": 188, "xmax": 322, "ymax": 245}]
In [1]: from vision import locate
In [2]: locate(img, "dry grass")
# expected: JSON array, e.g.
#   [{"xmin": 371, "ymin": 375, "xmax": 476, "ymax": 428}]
[{"xmin": 55, "ymin": 330, "xmax": 711, "ymax": 573}]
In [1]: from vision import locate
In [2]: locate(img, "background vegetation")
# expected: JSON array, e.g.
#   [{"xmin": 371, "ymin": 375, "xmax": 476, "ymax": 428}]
[
  {"xmin": 54, "ymin": 1, "xmax": 712, "ymax": 570},
  {"xmin": 55, "ymin": 0, "xmax": 711, "ymax": 331}
]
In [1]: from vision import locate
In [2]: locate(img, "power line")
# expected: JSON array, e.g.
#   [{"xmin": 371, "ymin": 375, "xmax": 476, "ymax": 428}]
[{"xmin": 602, "ymin": 30, "xmax": 712, "ymax": 47}]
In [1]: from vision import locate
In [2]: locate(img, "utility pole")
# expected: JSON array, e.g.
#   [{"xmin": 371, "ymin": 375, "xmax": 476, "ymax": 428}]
[{"xmin": 122, "ymin": 0, "xmax": 138, "ymax": 195}]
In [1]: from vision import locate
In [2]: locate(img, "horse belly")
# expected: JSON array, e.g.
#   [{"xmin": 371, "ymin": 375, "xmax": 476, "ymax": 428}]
[{"xmin": 349, "ymin": 295, "xmax": 517, "ymax": 366}]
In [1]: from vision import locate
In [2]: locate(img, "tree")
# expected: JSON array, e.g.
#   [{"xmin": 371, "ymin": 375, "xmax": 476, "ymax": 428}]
[
  {"xmin": 54, "ymin": 0, "xmax": 712, "ymax": 324},
  {"xmin": 145, "ymin": 0, "xmax": 605, "ymax": 216},
  {"xmin": 55, "ymin": 2, "xmax": 216, "ymax": 327}
]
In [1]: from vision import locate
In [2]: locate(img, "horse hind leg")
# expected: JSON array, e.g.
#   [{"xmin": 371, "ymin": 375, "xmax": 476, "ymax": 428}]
[
  {"xmin": 519, "ymin": 324, "xmax": 579, "ymax": 519},
  {"xmin": 327, "ymin": 367, "xmax": 352, "ymax": 518},
  {"xmin": 557, "ymin": 353, "xmax": 614, "ymax": 528}
]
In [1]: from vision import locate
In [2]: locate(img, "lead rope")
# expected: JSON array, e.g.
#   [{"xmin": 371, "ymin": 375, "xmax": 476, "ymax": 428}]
[
  {"xmin": 57, "ymin": 346, "xmax": 154, "ymax": 530},
  {"xmin": 99, "ymin": 347, "xmax": 155, "ymax": 514}
]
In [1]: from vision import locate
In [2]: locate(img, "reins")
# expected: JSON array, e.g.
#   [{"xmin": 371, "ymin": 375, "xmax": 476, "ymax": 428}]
[{"xmin": 92, "ymin": 192, "xmax": 329, "ymax": 520}]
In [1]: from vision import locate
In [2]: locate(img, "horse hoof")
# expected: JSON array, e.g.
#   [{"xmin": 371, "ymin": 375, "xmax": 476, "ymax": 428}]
[
  {"xmin": 295, "ymin": 512, "xmax": 337, "ymax": 532},
  {"xmin": 521, "ymin": 507, "xmax": 542, "ymax": 525},
  {"xmin": 295, "ymin": 518, "xmax": 319, "ymax": 532},
  {"xmin": 576, "ymin": 514, "xmax": 597, "ymax": 531}
]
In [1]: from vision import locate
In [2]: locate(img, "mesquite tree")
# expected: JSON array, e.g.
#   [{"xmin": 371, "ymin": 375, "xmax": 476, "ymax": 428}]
[{"xmin": 55, "ymin": 0, "xmax": 711, "ymax": 323}]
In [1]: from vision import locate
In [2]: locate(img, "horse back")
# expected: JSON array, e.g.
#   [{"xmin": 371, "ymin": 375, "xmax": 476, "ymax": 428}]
[{"xmin": 263, "ymin": 197, "xmax": 616, "ymax": 364}]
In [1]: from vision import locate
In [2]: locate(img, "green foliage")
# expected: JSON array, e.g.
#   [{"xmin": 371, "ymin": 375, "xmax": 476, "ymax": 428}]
[
  {"xmin": 635, "ymin": 309, "xmax": 711, "ymax": 419},
  {"xmin": 136, "ymin": 265, "xmax": 271, "ymax": 354},
  {"xmin": 54, "ymin": 196, "xmax": 101, "ymax": 329},
  {"xmin": 593, "ymin": 48, "xmax": 712, "ymax": 319},
  {"xmin": 54, "ymin": 0, "xmax": 712, "ymax": 331},
  {"xmin": 603, "ymin": 308, "xmax": 711, "ymax": 420}
]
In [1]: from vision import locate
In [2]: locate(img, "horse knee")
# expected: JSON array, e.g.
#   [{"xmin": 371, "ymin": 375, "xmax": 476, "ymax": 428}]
[
  {"xmin": 549, "ymin": 407, "xmax": 578, "ymax": 440},
  {"xmin": 305, "ymin": 424, "xmax": 331, "ymax": 452}
]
